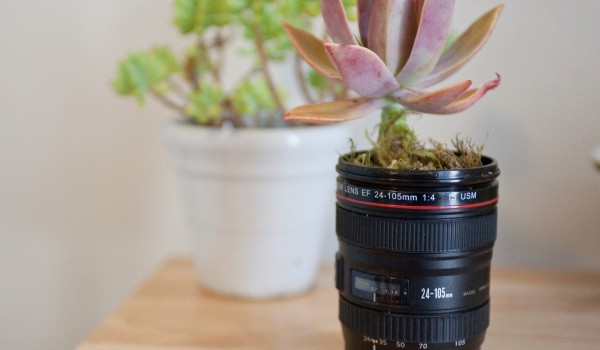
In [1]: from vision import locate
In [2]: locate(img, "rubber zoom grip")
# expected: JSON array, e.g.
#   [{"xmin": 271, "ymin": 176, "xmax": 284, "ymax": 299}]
[{"xmin": 336, "ymin": 206, "xmax": 497, "ymax": 253}]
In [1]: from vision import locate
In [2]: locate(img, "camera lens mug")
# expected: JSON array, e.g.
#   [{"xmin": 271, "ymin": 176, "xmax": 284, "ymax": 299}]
[{"xmin": 335, "ymin": 156, "xmax": 500, "ymax": 350}]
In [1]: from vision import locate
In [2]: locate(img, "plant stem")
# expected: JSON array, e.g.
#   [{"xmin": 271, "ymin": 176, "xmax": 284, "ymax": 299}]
[
  {"xmin": 220, "ymin": 98, "xmax": 248, "ymax": 127},
  {"xmin": 251, "ymin": 22, "xmax": 285, "ymax": 113},
  {"xmin": 198, "ymin": 37, "xmax": 220, "ymax": 83},
  {"xmin": 151, "ymin": 91, "xmax": 186, "ymax": 114},
  {"xmin": 185, "ymin": 58, "xmax": 200, "ymax": 91},
  {"xmin": 212, "ymin": 29, "xmax": 229, "ymax": 83},
  {"xmin": 294, "ymin": 54, "xmax": 315, "ymax": 103},
  {"xmin": 379, "ymin": 105, "xmax": 407, "ymax": 141}
]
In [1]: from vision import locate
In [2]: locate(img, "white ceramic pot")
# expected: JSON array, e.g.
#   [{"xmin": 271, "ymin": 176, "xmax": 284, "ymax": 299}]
[{"xmin": 163, "ymin": 120, "xmax": 349, "ymax": 298}]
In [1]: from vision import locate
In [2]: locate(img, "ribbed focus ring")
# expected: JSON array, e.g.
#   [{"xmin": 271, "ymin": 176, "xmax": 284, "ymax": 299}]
[
  {"xmin": 336, "ymin": 206, "xmax": 497, "ymax": 253},
  {"xmin": 340, "ymin": 298, "xmax": 490, "ymax": 343}
]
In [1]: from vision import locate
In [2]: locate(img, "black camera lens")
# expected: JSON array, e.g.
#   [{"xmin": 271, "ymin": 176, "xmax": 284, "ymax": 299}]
[{"xmin": 335, "ymin": 156, "xmax": 500, "ymax": 350}]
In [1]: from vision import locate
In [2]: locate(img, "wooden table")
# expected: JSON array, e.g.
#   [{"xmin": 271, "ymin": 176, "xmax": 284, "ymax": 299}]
[{"xmin": 77, "ymin": 258, "xmax": 600, "ymax": 350}]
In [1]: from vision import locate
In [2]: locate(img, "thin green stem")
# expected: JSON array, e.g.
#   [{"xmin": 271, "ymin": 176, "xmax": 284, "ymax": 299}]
[{"xmin": 379, "ymin": 104, "xmax": 407, "ymax": 141}]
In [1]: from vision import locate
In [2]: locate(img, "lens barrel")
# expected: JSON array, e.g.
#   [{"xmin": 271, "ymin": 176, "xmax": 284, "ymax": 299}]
[{"xmin": 335, "ymin": 155, "xmax": 500, "ymax": 350}]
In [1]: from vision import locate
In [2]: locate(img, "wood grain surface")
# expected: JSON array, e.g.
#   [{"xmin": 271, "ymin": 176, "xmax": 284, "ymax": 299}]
[{"xmin": 77, "ymin": 258, "xmax": 600, "ymax": 350}]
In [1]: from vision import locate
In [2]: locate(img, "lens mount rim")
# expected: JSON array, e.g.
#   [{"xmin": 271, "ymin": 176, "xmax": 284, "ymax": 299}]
[
  {"xmin": 339, "ymin": 297, "xmax": 490, "ymax": 344},
  {"xmin": 336, "ymin": 154, "xmax": 499, "ymax": 187}
]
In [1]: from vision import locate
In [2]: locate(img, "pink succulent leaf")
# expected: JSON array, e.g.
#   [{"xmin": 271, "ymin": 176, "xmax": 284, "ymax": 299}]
[
  {"xmin": 325, "ymin": 43, "xmax": 401, "ymax": 98},
  {"xmin": 384, "ymin": 0, "xmax": 419, "ymax": 75},
  {"xmin": 321, "ymin": 0, "xmax": 358, "ymax": 45},
  {"xmin": 419, "ymin": 4, "xmax": 504, "ymax": 88},
  {"xmin": 367, "ymin": 1, "xmax": 391, "ymax": 62},
  {"xmin": 357, "ymin": 0, "xmax": 375, "ymax": 46},
  {"xmin": 396, "ymin": 0, "xmax": 455, "ymax": 87},
  {"xmin": 283, "ymin": 23, "xmax": 341, "ymax": 80},
  {"xmin": 284, "ymin": 98, "xmax": 387, "ymax": 124},
  {"xmin": 392, "ymin": 80, "xmax": 472, "ymax": 113},
  {"xmin": 434, "ymin": 74, "xmax": 501, "ymax": 114}
]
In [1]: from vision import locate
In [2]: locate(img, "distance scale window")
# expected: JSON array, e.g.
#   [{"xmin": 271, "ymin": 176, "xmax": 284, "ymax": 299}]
[{"xmin": 351, "ymin": 270, "xmax": 409, "ymax": 306}]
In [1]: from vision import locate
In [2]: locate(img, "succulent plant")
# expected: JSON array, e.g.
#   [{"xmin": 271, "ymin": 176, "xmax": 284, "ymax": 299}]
[
  {"xmin": 284, "ymin": 0, "xmax": 503, "ymax": 123},
  {"xmin": 112, "ymin": 0, "xmax": 354, "ymax": 127}
]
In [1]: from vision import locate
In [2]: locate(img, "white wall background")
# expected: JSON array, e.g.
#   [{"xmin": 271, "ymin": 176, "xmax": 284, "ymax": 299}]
[{"xmin": 1, "ymin": 1, "xmax": 599, "ymax": 349}]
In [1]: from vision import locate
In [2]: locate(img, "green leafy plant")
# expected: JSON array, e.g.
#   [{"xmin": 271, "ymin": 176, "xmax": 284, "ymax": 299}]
[
  {"xmin": 112, "ymin": 0, "xmax": 354, "ymax": 127},
  {"xmin": 285, "ymin": 0, "xmax": 503, "ymax": 169}
]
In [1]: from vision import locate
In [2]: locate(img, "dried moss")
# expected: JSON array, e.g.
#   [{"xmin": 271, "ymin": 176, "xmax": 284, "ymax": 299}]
[{"xmin": 346, "ymin": 108, "xmax": 484, "ymax": 170}]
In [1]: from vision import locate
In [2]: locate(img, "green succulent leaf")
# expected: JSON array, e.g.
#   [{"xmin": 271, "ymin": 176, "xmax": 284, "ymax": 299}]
[
  {"xmin": 112, "ymin": 46, "xmax": 181, "ymax": 104},
  {"xmin": 307, "ymin": 69, "xmax": 327, "ymax": 89},
  {"xmin": 342, "ymin": 0, "xmax": 357, "ymax": 21},
  {"xmin": 231, "ymin": 79, "xmax": 277, "ymax": 117},
  {"xmin": 173, "ymin": 0, "xmax": 197, "ymax": 33},
  {"xmin": 239, "ymin": 0, "xmax": 326, "ymax": 60},
  {"xmin": 173, "ymin": 0, "xmax": 236, "ymax": 34},
  {"xmin": 185, "ymin": 81, "xmax": 225, "ymax": 124}
]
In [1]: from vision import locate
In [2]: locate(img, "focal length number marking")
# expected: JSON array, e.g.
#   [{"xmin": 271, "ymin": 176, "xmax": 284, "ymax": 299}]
[
  {"xmin": 375, "ymin": 191, "xmax": 420, "ymax": 202},
  {"xmin": 421, "ymin": 287, "xmax": 453, "ymax": 300}
]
